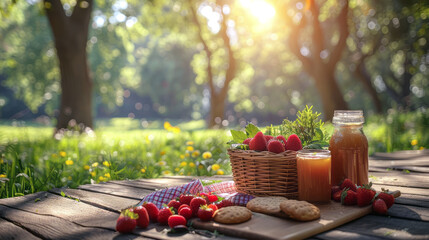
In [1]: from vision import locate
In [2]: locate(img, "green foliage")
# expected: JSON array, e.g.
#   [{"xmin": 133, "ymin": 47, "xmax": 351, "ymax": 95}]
[
  {"xmin": 229, "ymin": 123, "xmax": 261, "ymax": 149},
  {"xmin": 266, "ymin": 106, "xmax": 328, "ymax": 147}
]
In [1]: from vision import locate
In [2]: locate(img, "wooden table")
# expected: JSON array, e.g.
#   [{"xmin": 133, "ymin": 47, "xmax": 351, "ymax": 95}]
[{"xmin": 1, "ymin": 150, "xmax": 428, "ymax": 240}]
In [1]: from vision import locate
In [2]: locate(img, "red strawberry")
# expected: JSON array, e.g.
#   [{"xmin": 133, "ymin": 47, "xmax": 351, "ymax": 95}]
[
  {"xmin": 142, "ymin": 202, "xmax": 159, "ymax": 222},
  {"xmin": 207, "ymin": 194, "xmax": 218, "ymax": 203},
  {"xmin": 373, "ymin": 199, "xmax": 387, "ymax": 215},
  {"xmin": 331, "ymin": 185, "xmax": 342, "ymax": 195},
  {"xmin": 167, "ymin": 199, "xmax": 182, "ymax": 211},
  {"xmin": 356, "ymin": 183, "xmax": 376, "ymax": 207},
  {"xmin": 340, "ymin": 178, "xmax": 357, "ymax": 192},
  {"xmin": 168, "ymin": 215, "xmax": 187, "ymax": 228},
  {"xmin": 178, "ymin": 204, "xmax": 190, "ymax": 212},
  {"xmin": 179, "ymin": 194, "xmax": 194, "ymax": 205},
  {"xmin": 249, "ymin": 132, "xmax": 267, "ymax": 151},
  {"xmin": 178, "ymin": 206, "xmax": 193, "ymax": 220},
  {"xmin": 157, "ymin": 207, "xmax": 173, "ymax": 225},
  {"xmin": 276, "ymin": 135, "xmax": 287, "ymax": 146},
  {"xmin": 208, "ymin": 203, "xmax": 218, "ymax": 212},
  {"xmin": 264, "ymin": 135, "xmax": 274, "ymax": 142},
  {"xmin": 215, "ymin": 199, "xmax": 234, "ymax": 209},
  {"xmin": 332, "ymin": 190, "xmax": 342, "ymax": 202},
  {"xmin": 341, "ymin": 190, "xmax": 357, "ymax": 205},
  {"xmin": 197, "ymin": 205, "xmax": 214, "ymax": 221},
  {"xmin": 267, "ymin": 139, "xmax": 285, "ymax": 154},
  {"xmin": 284, "ymin": 134, "xmax": 302, "ymax": 151},
  {"xmin": 376, "ymin": 192, "xmax": 395, "ymax": 209},
  {"xmin": 190, "ymin": 197, "xmax": 207, "ymax": 216},
  {"xmin": 116, "ymin": 209, "xmax": 138, "ymax": 233},
  {"xmin": 132, "ymin": 206, "xmax": 149, "ymax": 228},
  {"xmin": 243, "ymin": 138, "xmax": 252, "ymax": 145}
]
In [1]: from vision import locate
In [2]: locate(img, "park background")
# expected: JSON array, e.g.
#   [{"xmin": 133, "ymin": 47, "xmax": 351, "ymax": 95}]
[{"xmin": 0, "ymin": 0, "xmax": 428, "ymax": 198}]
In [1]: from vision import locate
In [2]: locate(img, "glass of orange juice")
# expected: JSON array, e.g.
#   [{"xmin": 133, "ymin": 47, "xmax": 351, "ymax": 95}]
[{"xmin": 297, "ymin": 149, "xmax": 331, "ymax": 203}]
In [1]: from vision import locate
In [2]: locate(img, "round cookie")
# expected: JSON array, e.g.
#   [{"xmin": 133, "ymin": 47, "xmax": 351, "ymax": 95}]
[
  {"xmin": 246, "ymin": 196, "xmax": 288, "ymax": 215},
  {"xmin": 280, "ymin": 200, "xmax": 320, "ymax": 221},
  {"xmin": 213, "ymin": 206, "xmax": 252, "ymax": 224}
]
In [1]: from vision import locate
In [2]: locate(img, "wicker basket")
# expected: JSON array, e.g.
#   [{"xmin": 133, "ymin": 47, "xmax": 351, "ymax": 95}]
[{"xmin": 228, "ymin": 149, "xmax": 298, "ymax": 199}]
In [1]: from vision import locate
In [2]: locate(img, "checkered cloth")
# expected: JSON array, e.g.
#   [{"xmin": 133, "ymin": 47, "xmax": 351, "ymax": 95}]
[{"xmin": 137, "ymin": 179, "xmax": 254, "ymax": 209}]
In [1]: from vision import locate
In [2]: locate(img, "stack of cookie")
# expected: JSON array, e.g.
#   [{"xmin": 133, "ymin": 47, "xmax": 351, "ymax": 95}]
[{"xmin": 246, "ymin": 197, "xmax": 320, "ymax": 221}]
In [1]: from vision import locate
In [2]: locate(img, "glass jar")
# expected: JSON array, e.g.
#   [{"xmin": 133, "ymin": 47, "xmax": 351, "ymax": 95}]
[
  {"xmin": 297, "ymin": 149, "xmax": 331, "ymax": 203},
  {"xmin": 329, "ymin": 110, "xmax": 368, "ymax": 186}
]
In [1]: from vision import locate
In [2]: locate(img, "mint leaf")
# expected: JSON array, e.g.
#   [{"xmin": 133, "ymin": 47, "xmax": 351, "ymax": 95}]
[
  {"xmin": 245, "ymin": 123, "xmax": 260, "ymax": 138},
  {"xmin": 230, "ymin": 130, "xmax": 247, "ymax": 143},
  {"xmin": 60, "ymin": 191, "xmax": 66, "ymax": 197}
]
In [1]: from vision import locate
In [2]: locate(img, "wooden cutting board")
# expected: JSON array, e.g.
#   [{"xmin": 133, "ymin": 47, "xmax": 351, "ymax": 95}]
[{"xmin": 192, "ymin": 201, "xmax": 372, "ymax": 240}]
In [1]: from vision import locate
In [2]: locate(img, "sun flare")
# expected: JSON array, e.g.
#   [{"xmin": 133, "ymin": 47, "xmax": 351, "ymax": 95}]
[{"xmin": 240, "ymin": 0, "xmax": 276, "ymax": 23}]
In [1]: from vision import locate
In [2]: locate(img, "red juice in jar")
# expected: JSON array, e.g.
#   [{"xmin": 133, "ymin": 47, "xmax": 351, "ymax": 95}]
[{"xmin": 329, "ymin": 110, "xmax": 368, "ymax": 186}]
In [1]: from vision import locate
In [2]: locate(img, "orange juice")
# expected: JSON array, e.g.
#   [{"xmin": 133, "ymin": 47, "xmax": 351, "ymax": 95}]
[
  {"xmin": 297, "ymin": 150, "xmax": 331, "ymax": 203},
  {"xmin": 329, "ymin": 110, "xmax": 368, "ymax": 186}
]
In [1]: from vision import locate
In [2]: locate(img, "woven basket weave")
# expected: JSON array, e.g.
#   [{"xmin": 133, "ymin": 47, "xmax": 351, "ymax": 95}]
[{"xmin": 228, "ymin": 149, "xmax": 298, "ymax": 199}]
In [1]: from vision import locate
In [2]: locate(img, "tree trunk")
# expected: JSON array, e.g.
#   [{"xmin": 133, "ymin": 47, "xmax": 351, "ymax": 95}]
[
  {"xmin": 44, "ymin": 0, "xmax": 93, "ymax": 132},
  {"xmin": 355, "ymin": 60, "xmax": 383, "ymax": 113},
  {"xmin": 208, "ymin": 94, "xmax": 225, "ymax": 128},
  {"xmin": 311, "ymin": 67, "xmax": 348, "ymax": 121}
]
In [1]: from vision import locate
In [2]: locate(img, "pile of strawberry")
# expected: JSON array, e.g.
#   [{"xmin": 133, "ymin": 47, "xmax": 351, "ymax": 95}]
[
  {"xmin": 115, "ymin": 192, "xmax": 234, "ymax": 233},
  {"xmin": 331, "ymin": 178, "xmax": 395, "ymax": 214},
  {"xmin": 243, "ymin": 131, "xmax": 303, "ymax": 153}
]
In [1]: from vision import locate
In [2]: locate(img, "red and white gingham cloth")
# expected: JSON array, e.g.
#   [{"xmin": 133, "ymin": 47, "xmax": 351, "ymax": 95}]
[{"xmin": 137, "ymin": 179, "xmax": 254, "ymax": 209}]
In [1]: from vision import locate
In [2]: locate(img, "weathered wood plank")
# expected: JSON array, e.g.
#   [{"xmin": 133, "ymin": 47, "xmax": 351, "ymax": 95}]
[
  {"xmin": 49, "ymin": 188, "xmax": 140, "ymax": 212},
  {"xmin": 77, "ymin": 182, "xmax": 154, "ymax": 199},
  {"xmin": 316, "ymin": 215, "xmax": 429, "ymax": 239},
  {"xmin": 0, "ymin": 191, "xmax": 220, "ymax": 240},
  {"xmin": 369, "ymin": 171, "xmax": 429, "ymax": 189},
  {"xmin": 0, "ymin": 217, "xmax": 41, "ymax": 240},
  {"xmin": 314, "ymin": 230, "xmax": 385, "ymax": 240},
  {"xmin": 0, "ymin": 205, "xmax": 143, "ymax": 240},
  {"xmin": 394, "ymin": 194, "xmax": 429, "ymax": 208},
  {"xmin": 388, "ymin": 204, "xmax": 429, "ymax": 221},
  {"xmin": 372, "ymin": 184, "xmax": 429, "ymax": 197},
  {"xmin": 371, "ymin": 150, "xmax": 429, "ymax": 160}
]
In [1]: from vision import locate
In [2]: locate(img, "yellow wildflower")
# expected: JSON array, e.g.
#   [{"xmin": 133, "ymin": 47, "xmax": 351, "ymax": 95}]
[
  {"xmin": 65, "ymin": 159, "xmax": 74, "ymax": 166},
  {"xmin": 180, "ymin": 172, "xmax": 184, "ymax": 175},
  {"xmin": 104, "ymin": 173, "xmax": 111, "ymax": 178},
  {"xmin": 164, "ymin": 121, "xmax": 172, "ymax": 130},
  {"xmin": 186, "ymin": 146, "xmax": 194, "ymax": 152},
  {"xmin": 103, "ymin": 161, "xmax": 111, "ymax": 167},
  {"xmin": 203, "ymin": 152, "xmax": 212, "ymax": 159},
  {"xmin": 160, "ymin": 150, "xmax": 166, "ymax": 156},
  {"xmin": 0, "ymin": 159, "xmax": 3, "ymax": 164},
  {"xmin": 67, "ymin": 176, "xmax": 72, "ymax": 180},
  {"xmin": 411, "ymin": 139, "xmax": 418, "ymax": 146},
  {"xmin": 84, "ymin": 165, "xmax": 90, "ymax": 170},
  {"xmin": 175, "ymin": 168, "xmax": 180, "ymax": 172},
  {"xmin": 198, "ymin": 165, "xmax": 204, "ymax": 170},
  {"xmin": 98, "ymin": 176, "xmax": 105, "ymax": 181},
  {"xmin": 51, "ymin": 153, "xmax": 58, "ymax": 158},
  {"xmin": 185, "ymin": 153, "xmax": 190, "ymax": 157},
  {"xmin": 163, "ymin": 170, "xmax": 171, "ymax": 175},
  {"xmin": 186, "ymin": 141, "xmax": 194, "ymax": 145},
  {"xmin": 0, "ymin": 174, "xmax": 6, "ymax": 178},
  {"xmin": 180, "ymin": 154, "xmax": 185, "ymax": 159},
  {"xmin": 212, "ymin": 164, "xmax": 220, "ymax": 171},
  {"xmin": 189, "ymin": 162, "xmax": 196, "ymax": 168},
  {"xmin": 192, "ymin": 151, "xmax": 200, "ymax": 158},
  {"xmin": 141, "ymin": 168, "xmax": 146, "ymax": 173},
  {"xmin": 91, "ymin": 172, "xmax": 96, "ymax": 177},
  {"xmin": 92, "ymin": 162, "xmax": 99, "ymax": 167},
  {"xmin": 180, "ymin": 161, "xmax": 187, "ymax": 167},
  {"xmin": 217, "ymin": 170, "xmax": 224, "ymax": 175},
  {"xmin": 420, "ymin": 146, "xmax": 425, "ymax": 150},
  {"xmin": 158, "ymin": 161, "xmax": 166, "ymax": 166},
  {"xmin": 59, "ymin": 151, "xmax": 67, "ymax": 157},
  {"xmin": 171, "ymin": 126, "xmax": 181, "ymax": 133}
]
